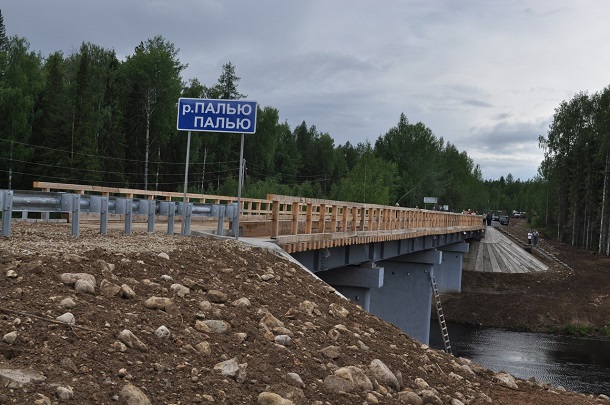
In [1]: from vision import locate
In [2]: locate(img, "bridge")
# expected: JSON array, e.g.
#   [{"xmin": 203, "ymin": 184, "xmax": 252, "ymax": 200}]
[{"xmin": 1, "ymin": 182, "xmax": 487, "ymax": 346}]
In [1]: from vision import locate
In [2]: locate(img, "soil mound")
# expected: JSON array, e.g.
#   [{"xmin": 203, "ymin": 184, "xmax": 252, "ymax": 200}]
[{"xmin": 0, "ymin": 222, "xmax": 607, "ymax": 404}]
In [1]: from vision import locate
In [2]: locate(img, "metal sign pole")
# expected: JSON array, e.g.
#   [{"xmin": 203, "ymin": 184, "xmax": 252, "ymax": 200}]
[
  {"xmin": 182, "ymin": 130, "xmax": 191, "ymax": 235},
  {"xmin": 235, "ymin": 132, "xmax": 245, "ymax": 240}
]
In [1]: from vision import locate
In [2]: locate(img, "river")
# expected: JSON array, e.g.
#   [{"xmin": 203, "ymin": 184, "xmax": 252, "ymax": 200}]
[{"xmin": 429, "ymin": 322, "xmax": 610, "ymax": 396}]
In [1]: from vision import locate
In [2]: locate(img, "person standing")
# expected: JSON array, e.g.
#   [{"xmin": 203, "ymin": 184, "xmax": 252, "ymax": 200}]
[
  {"xmin": 533, "ymin": 230, "xmax": 539, "ymax": 246},
  {"xmin": 527, "ymin": 231, "xmax": 532, "ymax": 245}
]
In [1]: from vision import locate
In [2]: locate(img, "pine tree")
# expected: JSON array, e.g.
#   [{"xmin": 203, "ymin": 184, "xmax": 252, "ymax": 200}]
[{"xmin": 0, "ymin": 9, "xmax": 7, "ymax": 51}]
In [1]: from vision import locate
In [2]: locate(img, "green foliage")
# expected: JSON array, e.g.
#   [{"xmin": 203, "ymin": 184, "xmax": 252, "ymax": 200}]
[
  {"xmin": 602, "ymin": 324, "xmax": 610, "ymax": 336},
  {"xmin": 0, "ymin": 19, "xmax": 563, "ymax": 231},
  {"xmin": 337, "ymin": 145, "xmax": 397, "ymax": 205},
  {"xmin": 560, "ymin": 324, "xmax": 592, "ymax": 336}
]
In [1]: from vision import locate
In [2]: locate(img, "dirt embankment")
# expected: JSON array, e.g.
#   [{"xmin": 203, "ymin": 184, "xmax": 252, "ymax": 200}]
[
  {"xmin": 0, "ymin": 222, "xmax": 608, "ymax": 404},
  {"xmin": 442, "ymin": 218, "xmax": 610, "ymax": 335}
]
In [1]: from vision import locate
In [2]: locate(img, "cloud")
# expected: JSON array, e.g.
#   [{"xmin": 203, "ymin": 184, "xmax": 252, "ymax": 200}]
[{"xmin": 4, "ymin": 0, "xmax": 610, "ymax": 182}]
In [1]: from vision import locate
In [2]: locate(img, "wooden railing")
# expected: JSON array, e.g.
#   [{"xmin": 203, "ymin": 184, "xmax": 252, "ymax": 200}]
[
  {"xmin": 266, "ymin": 194, "xmax": 484, "ymax": 253},
  {"xmin": 33, "ymin": 181, "xmax": 271, "ymax": 218},
  {"xmin": 33, "ymin": 182, "xmax": 485, "ymax": 253}
]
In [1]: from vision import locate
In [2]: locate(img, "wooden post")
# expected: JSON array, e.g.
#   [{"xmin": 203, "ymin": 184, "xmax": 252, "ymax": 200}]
[
  {"xmin": 305, "ymin": 203, "xmax": 313, "ymax": 234},
  {"xmin": 271, "ymin": 200, "xmax": 280, "ymax": 238},
  {"xmin": 319, "ymin": 204, "xmax": 326, "ymax": 233},
  {"xmin": 291, "ymin": 202, "xmax": 299, "ymax": 235}
]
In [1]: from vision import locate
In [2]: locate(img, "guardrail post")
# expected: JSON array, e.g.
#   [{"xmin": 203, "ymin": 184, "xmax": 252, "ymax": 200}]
[
  {"xmin": 147, "ymin": 200, "xmax": 156, "ymax": 233},
  {"xmin": 100, "ymin": 197, "xmax": 108, "ymax": 234},
  {"xmin": 167, "ymin": 202, "xmax": 175, "ymax": 235},
  {"xmin": 217, "ymin": 205, "xmax": 226, "ymax": 236},
  {"xmin": 71, "ymin": 194, "xmax": 80, "ymax": 237},
  {"xmin": 228, "ymin": 203, "xmax": 239, "ymax": 237},
  {"xmin": 125, "ymin": 198, "xmax": 132, "ymax": 234},
  {"xmin": 1, "ymin": 190, "xmax": 13, "ymax": 237},
  {"xmin": 182, "ymin": 202, "xmax": 192, "ymax": 236}
]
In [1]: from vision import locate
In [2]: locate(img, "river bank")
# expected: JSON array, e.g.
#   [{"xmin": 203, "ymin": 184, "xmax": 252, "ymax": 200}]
[{"xmin": 442, "ymin": 218, "xmax": 610, "ymax": 337}]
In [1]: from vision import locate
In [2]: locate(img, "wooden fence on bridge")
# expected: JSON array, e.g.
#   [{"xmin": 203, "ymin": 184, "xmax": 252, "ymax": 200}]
[{"xmin": 33, "ymin": 182, "xmax": 485, "ymax": 253}]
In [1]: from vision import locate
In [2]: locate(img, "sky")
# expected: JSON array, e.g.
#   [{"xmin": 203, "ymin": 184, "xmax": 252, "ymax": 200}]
[{"xmin": 4, "ymin": 1, "xmax": 610, "ymax": 181}]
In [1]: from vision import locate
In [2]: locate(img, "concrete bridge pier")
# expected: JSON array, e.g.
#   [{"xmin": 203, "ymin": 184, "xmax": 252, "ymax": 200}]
[
  {"xmin": 368, "ymin": 250, "xmax": 442, "ymax": 345},
  {"xmin": 436, "ymin": 242, "xmax": 469, "ymax": 293},
  {"xmin": 317, "ymin": 263, "xmax": 384, "ymax": 312}
]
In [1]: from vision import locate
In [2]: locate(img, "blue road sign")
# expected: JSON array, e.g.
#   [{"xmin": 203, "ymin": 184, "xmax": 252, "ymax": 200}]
[{"xmin": 176, "ymin": 98, "xmax": 257, "ymax": 134}]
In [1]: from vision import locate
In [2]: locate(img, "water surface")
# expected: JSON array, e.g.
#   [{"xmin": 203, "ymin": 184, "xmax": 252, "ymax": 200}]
[{"xmin": 429, "ymin": 322, "xmax": 610, "ymax": 395}]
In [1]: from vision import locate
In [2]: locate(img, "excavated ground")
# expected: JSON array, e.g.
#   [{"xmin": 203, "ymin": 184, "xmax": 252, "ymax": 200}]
[
  {"xmin": 442, "ymin": 218, "xmax": 610, "ymax": 335},
  {"xmin": 0, "ymin": 221, "xmax": 609, "ymax": 404}
]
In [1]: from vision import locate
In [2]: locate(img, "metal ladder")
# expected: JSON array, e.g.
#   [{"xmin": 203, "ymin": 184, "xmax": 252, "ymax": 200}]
[{"xmin": 430, "ymin": 274, "xmax": 452, "ymax": 354}]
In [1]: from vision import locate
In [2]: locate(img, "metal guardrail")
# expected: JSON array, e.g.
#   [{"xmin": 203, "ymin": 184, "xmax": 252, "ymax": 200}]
[{"xmin": 0, "ymin": 189, "xmax": 238, "ymax": 238}]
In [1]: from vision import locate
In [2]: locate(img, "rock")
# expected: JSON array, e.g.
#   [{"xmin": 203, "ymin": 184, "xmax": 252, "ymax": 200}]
[
  {"xmin": 299, "ymin": 300, "xmax": 320, "ymax": 316},
  {"xmin": 117, "ymin": 329, "xmax": 148, "ymax": 352},
  {"xmin": 323, "ymin": 374, "xmax": 358, "ymax": 393},
  {"xmin": 195, "ymin": 341, "xmax": 211, "ymax": 356},
  {"xmin": 33, "ymin": 393, "xmax": 52, "ymax": 404},
  {"xmin": 328, "ymin": 303, "xmax": 349, "ymax": 318},
  {"xmin": 142, "ymin": 296, "xmax": 178, "ymax": 315},
  {"xmin": 120, "ymin": 384, "xmax": 152, "ymax": 405},
  {"xmin": 56, "ymin": 385, "xmax": 74, "ymax": 400},
  {"xmin": 74, "ymin": 279, "xmax": 95, "ymax": 294},
  {"xmin": 200, "ymin": 320, "xmax": 231, "ymax": 334},
  {"xmin": 257, "ymin": 392, "xmax": 295, "ymax": 405},
  {"xmin": 56, "ymin": 312, "xmax": 75, "ymax": 325},
  {"xmin": 157, "ymin": 252, "xmax": 170, "ymax": 260},
  {"xmin": 414, "ymin": 377, "xmax": 429, "ymax": 389},
  {"xmin": 320, "ymin": 345, "xmax": 341, "ymax": 359},
  {"xmin": 274, "ymin": 335, "xmax": 292, "ymax": 346},
  {"xmin": 397, "ymin": 390, "xmax": 423, "ymax": 405},
  {"xmin": 213, "ymin": 357, "xmax": 247, "ymax": 381},
  {"xmin": 59, "ymin": 297, "xmax": 77, "ymax": 309},
  {"xmin": 6, "ymin": 269, "xmax": 18, "ymax": 278},
  {"xmin": 420, "ymin": 389, "xmax": 443, "ymax": 405},
  {"xmin": 260, "ymin": 312, "xmax": 285, "ymax": 329},
  {"xmin": 366, "ymin": 392, "xmax": 380, "ymax": 404},
  {"xmin": 100, "ymin": 279, "xmax": 121, "ymax": 296},
  {"xmin": 60, "ymin": 272, "xmax": 96, "ymax": 287},
  {"xmin": 334, "ymin": 366, "xmax": 373, "ymax": 391},
  {"xmin": 120, "ymin": 284, "xmax": 136, "ymax": 299},
  {"xmin": 155, "ymin": 325, "xmax": 171, "ymax": 339},
  {"xmin": 0, "ymin": 368, "xmax": 47, "ymax": 384},
  {"xmin": 495, "ymin": 372, "xmax": 519, "ymax": 389},
  {"xmin": 207, "ymin": 289, "xmax": 228, "ymax": 303},
  {"xmin": 286, "ymin": 372, "xmax": 305, "ymax": 388},
  {"xmin": 232, "ymin": 297, "xmax": 251, "ymax": 307},
  {"xmin": 368, "ymin": 359, "xmax": 400, "ymax": 391},
  {"xmin": 2, "ymin": 331, "xmax": 18, "ymax": 344},
  {"xmin": 170, "ymin": 283, "xmax": 190, "ymax": 297}
]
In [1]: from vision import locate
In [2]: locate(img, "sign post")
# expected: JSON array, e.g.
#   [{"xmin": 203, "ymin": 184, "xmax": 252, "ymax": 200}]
[{"xmin": 176, "ymin": 98, "xmax": 257, "ymax": 238}]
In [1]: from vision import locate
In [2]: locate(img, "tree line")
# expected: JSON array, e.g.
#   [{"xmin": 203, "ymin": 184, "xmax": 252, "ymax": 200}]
[{"xmin": 3, "ymin": 9, "xmax": 606, "ymax": 254}]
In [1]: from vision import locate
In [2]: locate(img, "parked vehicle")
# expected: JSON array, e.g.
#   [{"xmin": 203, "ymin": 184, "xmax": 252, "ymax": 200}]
[{"xmin": 499, "ymin": 214, "xmax": 510, "ymax": 225}]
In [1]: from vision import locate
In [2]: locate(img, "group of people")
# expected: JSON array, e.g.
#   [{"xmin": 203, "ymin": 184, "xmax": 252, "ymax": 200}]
[{"xmin": 527, "ymin": 230, "xmax": 539, "ymax": 246}]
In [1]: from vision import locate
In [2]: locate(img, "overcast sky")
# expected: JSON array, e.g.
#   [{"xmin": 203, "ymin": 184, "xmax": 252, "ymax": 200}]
[{"xmin": 4, "ymin": 1, "xmax": 610, "ymax": 181}]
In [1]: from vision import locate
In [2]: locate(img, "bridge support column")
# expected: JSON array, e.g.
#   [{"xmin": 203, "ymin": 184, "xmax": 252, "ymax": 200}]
[
  {"xmin": 372, "ymin": 250, "xmax": 442, "ymax": 345},
  {"xmin": 436, "ymin": 242, "xmax": 469, "ymax": 293},
  {"xmin": 317, "ymin": 263, "xmax": 384, "ymax": 312}
]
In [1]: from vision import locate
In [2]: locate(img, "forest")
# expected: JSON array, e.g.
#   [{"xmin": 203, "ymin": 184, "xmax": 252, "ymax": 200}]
[{"xmin": 0, "ymin": 10, "xmax": 609, "ymax": 253}]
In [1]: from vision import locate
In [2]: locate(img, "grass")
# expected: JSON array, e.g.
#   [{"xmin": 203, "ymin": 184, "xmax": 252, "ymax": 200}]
[{"xmin": 559, "ymin": 324, "xmax": 592, "ymax": 336}]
